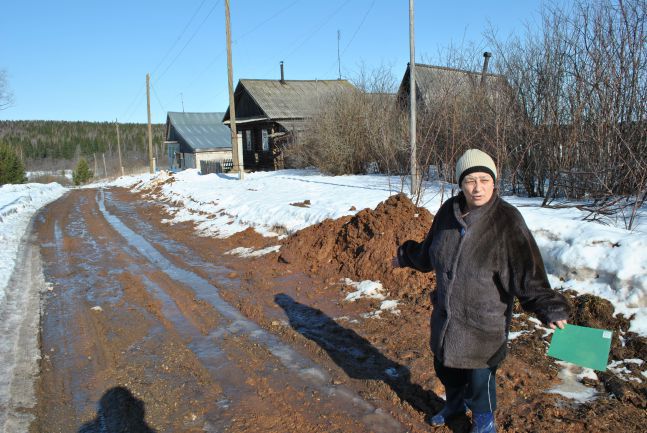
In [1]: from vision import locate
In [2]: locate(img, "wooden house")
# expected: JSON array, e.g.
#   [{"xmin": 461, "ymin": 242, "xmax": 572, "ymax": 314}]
[
  {"xmin": 164, "ymin": 112, "xmax": 232, "ymax": 172},
  {"xmin": 223, "ymin": 72, "xmax": 354, "ymax": 171},
  {"xmin": 396, "ymin": 58, "xmax": 509, "ymax": 111}
]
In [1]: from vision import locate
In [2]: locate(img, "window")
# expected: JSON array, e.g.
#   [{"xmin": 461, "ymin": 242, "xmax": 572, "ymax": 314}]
[
  {"xmin": 245, "ymin": 130, "xmax": 252, "ymax": 151},
  {"xmin": 262, "ymin": 129, "xmax": 269, "ymax": 151}
]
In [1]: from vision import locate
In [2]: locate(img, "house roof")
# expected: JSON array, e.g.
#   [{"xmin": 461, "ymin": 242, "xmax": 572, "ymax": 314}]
[
  {"xmin": 397, "ymin": 63, "xmax": 508, "ymax": 105},
  {"xmin": 166, "ymin": 112, "xmax": 231, "ymax": 152},
  {"xmin": 223, "ymin": 79, "xmax": 355, "ymax": 122}
]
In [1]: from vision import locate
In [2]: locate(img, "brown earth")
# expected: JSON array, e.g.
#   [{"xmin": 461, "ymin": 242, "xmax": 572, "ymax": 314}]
[{"xmin": 31, "ymin": 186, "xmax": 647, "ymax": 433}]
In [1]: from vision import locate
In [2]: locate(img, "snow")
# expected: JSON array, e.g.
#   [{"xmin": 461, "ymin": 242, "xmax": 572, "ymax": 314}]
[
  {"xmin": 26, "ymin": 170, "xmax": 73, "ymax": 181},
  {"xmin": 343, "ymin": 279, "xmax": 386, "ymax": 302},
  {"xmin": 0, "ymin": 169, "xmax": 644, "ymax": 409},
  {"xmin": 225, "ymin": 245, "xmax": 281, "ymax": 258},
  {"xmin": 0, "ymin": 183, "xmax": 67, "ymax": 306},
  {"xmin": 110, "ymin": 168, "xmax": 647, "ymax": 336},
  {"xmin": 547, "ymin": 362, "xmax": 598, "ymax": 403}
]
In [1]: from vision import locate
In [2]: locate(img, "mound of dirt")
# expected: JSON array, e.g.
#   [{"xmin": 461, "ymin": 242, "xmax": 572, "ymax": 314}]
[{"xmin": 279, "ymin": 193, "xmax": 435, "ymax": 302}]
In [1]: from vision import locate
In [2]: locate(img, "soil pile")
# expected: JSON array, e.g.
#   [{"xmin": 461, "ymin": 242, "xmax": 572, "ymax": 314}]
[{"xmin": 279, "ymin": 193, "xmax": 435, "ymax": 301}]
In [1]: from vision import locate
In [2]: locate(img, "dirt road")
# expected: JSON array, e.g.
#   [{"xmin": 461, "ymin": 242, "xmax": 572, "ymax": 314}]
[
  {"xmin": 29, "ymin": 186, "xmax": 647, "ymax": 433},
  {"xmin": 30, "ymin": 188, "xmax": 416, "ymax": 433}
]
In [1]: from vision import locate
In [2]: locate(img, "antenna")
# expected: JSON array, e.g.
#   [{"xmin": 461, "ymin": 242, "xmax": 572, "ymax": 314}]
[
  {"xmin": 180, "ymin": 93, "xmax": 185, "ymax": 112},
  {"xmin": 337, "ymin": 30, "xmax": 341, "ymax": 79}
]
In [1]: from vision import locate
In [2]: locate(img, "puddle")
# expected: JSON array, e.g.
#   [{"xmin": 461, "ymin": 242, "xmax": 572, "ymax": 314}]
[{"xmin": 97, "ymin": 189, "xmax": 405, "ymax": 432}]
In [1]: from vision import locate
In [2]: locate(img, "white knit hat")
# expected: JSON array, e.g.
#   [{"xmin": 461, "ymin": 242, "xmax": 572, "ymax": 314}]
[{"xmin": 455, "ymin": 149, "xmax": 497, "ymax": 185}]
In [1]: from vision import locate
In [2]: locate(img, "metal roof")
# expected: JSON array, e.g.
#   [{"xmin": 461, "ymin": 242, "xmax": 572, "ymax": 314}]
[
  {"xmin": 166, "ymin": 112, "xmax": 231, "ymax": 152},
  {"xmin": 226, "ymin": 79, "xmax": 355, "ymax": 121}
]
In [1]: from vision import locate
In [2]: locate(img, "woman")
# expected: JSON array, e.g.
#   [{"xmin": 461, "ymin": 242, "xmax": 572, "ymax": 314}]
[{"xmin": 393, "ymin": 149, "xmax": 570, "ymax": 433}]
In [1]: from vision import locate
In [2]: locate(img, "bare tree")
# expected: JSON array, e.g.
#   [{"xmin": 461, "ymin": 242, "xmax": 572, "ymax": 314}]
[{"xmin": 0, "ymin": 70, "xmax": 14, "ymax": 111}]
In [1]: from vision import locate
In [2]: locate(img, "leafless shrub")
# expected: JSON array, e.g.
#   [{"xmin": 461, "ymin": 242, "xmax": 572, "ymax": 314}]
[
  {"xmin": 286, "ymin": 66, "xmax": 408, "ymax": 183},
  {"xmin": 488, "ymin": 0, "xmax": 646, "ymax": 228}
]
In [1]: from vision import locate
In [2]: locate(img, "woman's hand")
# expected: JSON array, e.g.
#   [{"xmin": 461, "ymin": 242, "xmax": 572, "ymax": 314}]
[{"xmin": 549, "ymin": 320, "xmax": 567, "ymax": 330}]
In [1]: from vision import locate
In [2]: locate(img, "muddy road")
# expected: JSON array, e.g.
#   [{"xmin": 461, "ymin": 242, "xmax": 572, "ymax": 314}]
[
  {"xmin": 29, "ymin": 186, "xmax": 647, "ymax": 433},
  {"xmin": 30, "ymin": 188, "xmax": 417, "ymax": 433}
]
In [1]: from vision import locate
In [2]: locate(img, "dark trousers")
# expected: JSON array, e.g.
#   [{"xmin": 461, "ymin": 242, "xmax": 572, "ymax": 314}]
[{"xmin": 434, "ymin": 357, "xmax": 498, "ymax": 414}]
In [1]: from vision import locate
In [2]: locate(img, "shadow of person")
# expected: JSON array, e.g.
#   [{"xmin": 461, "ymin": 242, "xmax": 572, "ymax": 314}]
[
  {"xmin": 78, "ymin": 386, "xmax": 156, "ymax": 433},
  {"xmin": 274, "ymin": 293, "xmax": 469, "ymax": 432}
]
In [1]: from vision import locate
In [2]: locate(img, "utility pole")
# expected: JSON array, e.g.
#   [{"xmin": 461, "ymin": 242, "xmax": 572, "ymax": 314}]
[
  {"xmin": 225, "ymin": 0, "xmax": 243, "ymax": 179},
  {"xmin": 146, "ymin": 73, "xmax": 155, "ymax": 174},
  {"xmin": 337, "ymin": 30, "xmax": 341, "ymax": 80},
  {"xmin": 180, "ymin": 93, "xmax": 185, "ymax": 112},
  {"xmin": 102, "ymin": 153, "xmax": 107, "ymax": 177},
  {"xmin": 408, "ymin": 0, "xmax": 419, "ymax": 196},
  {"xmin": 116, "ymin": 118, "xmax": 124, "ymax": 177}
]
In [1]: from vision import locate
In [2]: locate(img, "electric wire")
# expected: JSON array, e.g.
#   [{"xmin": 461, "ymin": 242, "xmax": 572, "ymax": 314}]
[
  {"xmin": 324, "ymin": 0, "xmax": 376, "ymax": 78},
  {"xmin": 258, "ymin": 0, "xmax": 351, "ymax": 78},
  {"xmin": 151, "ymin": 83, "xmax": 167, "ymax": 114},
  {"xmin": 155, "ymin": 0, "xmax": 223, "ymax": 84},
  {"xmin": 119, "ymin": 0, "xmax": 216, "ymax": 121},
  {"xmin": 151, "ymin": 0, "xmax": 209, "ymax": 78},
  {"xmin": 179, "ymin": 0, "xmax": 300, "ymax": 95},
  {"xmin": 342, "ymin": 0, "xmax": 375, "ymax": 56}
]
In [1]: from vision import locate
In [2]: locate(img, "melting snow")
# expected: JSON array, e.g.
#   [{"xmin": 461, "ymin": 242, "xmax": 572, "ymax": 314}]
[{"xmin": 225, "ymin": 245, "xmax": 281, "ymax": 258}]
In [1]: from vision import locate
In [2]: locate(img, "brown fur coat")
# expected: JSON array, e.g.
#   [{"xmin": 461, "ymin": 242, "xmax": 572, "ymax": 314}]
[{"xmin": 398, "ymin": 192, "xmax": 570, "ymax": 369}]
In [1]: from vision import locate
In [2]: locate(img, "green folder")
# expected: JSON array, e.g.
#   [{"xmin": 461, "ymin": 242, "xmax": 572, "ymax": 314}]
[{"xmin": 547, "ymin": 324, "xmax": 612, "ymax": 371}]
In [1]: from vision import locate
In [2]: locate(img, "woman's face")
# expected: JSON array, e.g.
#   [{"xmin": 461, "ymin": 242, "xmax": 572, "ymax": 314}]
[{"xmin": 461, "ymin": 172, "xmax": 494, "ymax": 210}]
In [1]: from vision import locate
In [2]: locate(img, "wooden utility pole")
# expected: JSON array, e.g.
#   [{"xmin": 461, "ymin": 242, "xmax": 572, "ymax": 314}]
[
  {"xmin": 337, "ymin": 30, "xmax": 341, "ymax": 80},
  {"xmin": 225, "ymin": 0, "xmax": 243, "ymax": 179},
  {"xmin": 408, "ymin": 0, "xmax": 419, "ymax": 196},
  {"xmin": 116, "ymin": 118, "xmax": 124, "ymax": 176},
  {"xmin": 146, "ymin": 73, "xmax": 155, "ymax": 174}
]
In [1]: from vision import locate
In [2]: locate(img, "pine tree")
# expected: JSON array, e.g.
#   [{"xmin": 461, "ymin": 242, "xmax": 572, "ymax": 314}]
[
  {"xmin": 0, "ymin": 143, "xmax": 27, "ymax": 186},
  {"xmin": 72, "ymin": 158, "xmax": 93, "ymax": 185}
]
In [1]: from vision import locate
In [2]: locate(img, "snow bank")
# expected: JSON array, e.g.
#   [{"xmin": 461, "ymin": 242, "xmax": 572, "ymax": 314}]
[
  {"xmin": 110, "ymin": 169, "xmax": 647, "ymax": 335},
  {"xmin": 0, "ymin": 183, "xmax": 67, "ymax": 306},
  {"xmin": 516, "ymin": 203, "xmax": 647, "ymax": 334}
]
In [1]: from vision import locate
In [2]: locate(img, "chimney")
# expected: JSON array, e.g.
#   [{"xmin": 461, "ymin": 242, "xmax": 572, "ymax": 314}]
[
  {"xmin": 480, "ymin": 52, "xmax": 492, "ymax": 88},
  {"xmin": 280, "ymin": 61, "xmax": 285, "ymax": 84}
]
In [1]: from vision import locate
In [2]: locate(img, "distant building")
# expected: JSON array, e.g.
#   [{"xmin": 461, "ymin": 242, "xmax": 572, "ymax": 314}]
[
  {"xmin": 164, "ymin": 112, "xmax": 232, "ymax": 172},
  {"xmin": 396, "ymin": 59, "xmax": 508, "ymax": 110},
  {"xmin": 223, "ymin": 66, "xmax": 355, "ymax": 171}
]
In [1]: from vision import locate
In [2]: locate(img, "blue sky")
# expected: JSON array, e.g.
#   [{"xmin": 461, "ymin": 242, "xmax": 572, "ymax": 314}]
[{"xmin": 1, "ymin": 0, "xmax": 546, "ymax": 123}]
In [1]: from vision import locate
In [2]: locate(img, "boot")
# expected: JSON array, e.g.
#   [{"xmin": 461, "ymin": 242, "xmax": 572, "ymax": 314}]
[
  {"xmin": 470, "ymin": 411, "xmax": 496, "ymax": 433},
  {"xmin": 428, "ymin": 388, "xmax": 466, "ymax": 426}
]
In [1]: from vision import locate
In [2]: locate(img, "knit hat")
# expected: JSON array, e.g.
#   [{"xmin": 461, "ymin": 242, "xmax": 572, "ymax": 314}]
[{"xmin": 455, "ymin": 149, "xmax": 497, "ymax": 185}]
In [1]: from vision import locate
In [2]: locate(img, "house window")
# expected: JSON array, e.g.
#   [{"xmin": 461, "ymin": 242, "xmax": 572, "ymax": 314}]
[
  {"xmin": 245, "ymin": 130, "xmax": 252, "ymax": 151},
  {"xmin": 262, "ymin": 129, "xmax": 269, "ymax": 151}
]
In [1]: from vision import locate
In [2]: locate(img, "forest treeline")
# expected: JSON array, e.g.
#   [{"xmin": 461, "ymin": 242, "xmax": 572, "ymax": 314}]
[{"xmin": 0, "ymin": 120, "xmax": 165, "ymax": 173}]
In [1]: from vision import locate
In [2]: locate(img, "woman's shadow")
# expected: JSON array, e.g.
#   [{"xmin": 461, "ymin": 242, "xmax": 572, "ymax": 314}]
[
  {"xmin": 78, "ymin": 386, "xmax": 156, "ymax": 433},
  {"xmin": 274, "ymin": 293, "xmax": 468, "ymax": 432}
]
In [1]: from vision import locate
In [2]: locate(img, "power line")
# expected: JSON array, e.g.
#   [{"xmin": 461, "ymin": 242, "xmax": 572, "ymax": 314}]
[
  {"xmin": 283, "ymin": 0, "xmax": 351, "ymax": 62},
  {"xmin": 342, "ymin": 0, "xmax": 375, "ymax": 55},
  {"xmin": 180, "ymin": 0, "xmax": 301, "ymax": 96},
  {"xmin": 234, "ymin": 0, "xmax": 301, "ymax": 43},
  {"xmin": 156, "ymin": 0, "xmax": 223, "ymax": 84},
  {"xmin": 151, "ymin": 83, "xmax": 167, "ymax": 114},
  {"xmin": 324, "ymin": 0, "xmax": 376, "ymax": 78},
  {"xmin": 259, "ymin": 0, "xmax": 351, "ymax": 78},
  {"xmin": 120, "ymin": 0, "xmax": 211, "ymax": 121},
  {"xmin": 151, "ymin": 0, "xmax": 210, "ymax": 77},
  {"xmin": 121, "ymin": 86, "xmax": 146, "ymax": 122}
]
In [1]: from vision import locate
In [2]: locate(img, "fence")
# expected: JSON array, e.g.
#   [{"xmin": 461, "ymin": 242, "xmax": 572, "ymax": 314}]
[{"xmin": 200, "ymin": 159, "xmax": 234, "ymax": 175}]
